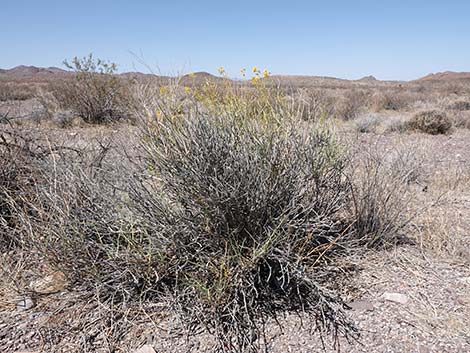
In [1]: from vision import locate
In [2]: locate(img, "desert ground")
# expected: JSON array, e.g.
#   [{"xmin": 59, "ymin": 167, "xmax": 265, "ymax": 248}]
[{"xmin": 1, "ymin": 62, "xmax": 469, "ymax": 353}]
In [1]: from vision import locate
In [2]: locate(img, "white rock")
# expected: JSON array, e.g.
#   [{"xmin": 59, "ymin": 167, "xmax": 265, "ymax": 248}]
[
  {"xmin": 133, "ymin": 345, "xmax": 156, "ymax": 353},
  {"xmin": 16, "ymin": 296, "xmax": 34, "ymax": 311},
  {"xmin": 381, "ymin": 292, "xmax": 409, "ymax": 304},
  {"xmin": 348, "ymin": 300, "xmax": 375, "ymax": 312}
]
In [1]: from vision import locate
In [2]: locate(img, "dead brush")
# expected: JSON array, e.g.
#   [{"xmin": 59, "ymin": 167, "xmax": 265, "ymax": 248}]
[
  {"xmin": 369, "ymin": 90, "xmax": 408, "ymax": 112},
  {"xmin": 292, "ymin": 89, "xmax": 335, "ymax": 121},
  {"xmin": 0, "ymin": 81, "xmax": 36, "ymax": 102},
  {"xmin": 347, "ymin": 143, "xmax": 421, "ymax": 247},
  {"xmin": 0, "ymin": 128, "xmax": 50, "ymax": 250},
  {"xmin": 408, "ymin": 110, "xmax": 452, "ymax": 135},
  {"xmin": 333, "ymin": 89, "xmax": 367, "ymax": 120}
]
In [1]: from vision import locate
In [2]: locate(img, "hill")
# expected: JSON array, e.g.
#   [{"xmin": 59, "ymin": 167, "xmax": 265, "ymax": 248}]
[{"xmin": 415, "ymin": 71, "xmax": 470, "ymax": 83}]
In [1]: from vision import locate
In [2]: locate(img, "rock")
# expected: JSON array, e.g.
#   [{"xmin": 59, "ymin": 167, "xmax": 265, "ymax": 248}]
[
  {"xmin": 456, "ymin": 295, "xmax": 470, "ymax": 305},
  {"xmin": 381, "ymin": 292, "xmax": 409, "ymax": 304},
  {"xmin": 16, "ymin": 296, "xmax": 34, "ymax": 311},
  {"xmin": 133, "ymin": 345, "xmax": 156, "ymax": 353},
  {"xmin": 29, "ymin": 271, "xmax": 67, "ymax": 294},
  {"xmin": 348, "ymin": 300, "xmax": 374, "ymax": 312}
]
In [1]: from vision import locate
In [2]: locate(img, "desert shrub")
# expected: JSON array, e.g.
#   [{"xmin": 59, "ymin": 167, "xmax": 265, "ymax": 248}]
[
  {"xmin": 0, "ymin": 130, "xmax": 47, "ymax": 250},
  {"xmin": 9, "ymin": 81, "xmax": 415, "ymax": 352},
  {"xmin": 451, "ymin": 111, "xmax": 470, "ymax": 129},
  {"xmin": 293, "ymin": 89, "xmax": 335, "ymax": 121},
  {"xmin": 408, "ymin": 110, "xmax": 452, "ymax": 135},
  {"xmin": 384, "ymin": 118, "xmax": 410, "ymax": 133},
  {"xmin": 348, "ymin": 146, "xmax": 417, "ymax": 246},
  {"xmin": 0, "ymin": 82, "xmax": 36, "ymax": 101},
  {"xmin": 369, "ymin": 91, "xmax": 408, "ymax": 112},
  {"xmin": 50, "ymin": 54, "xmax": 131, "ymax": 124},
  {"xmin": 133, "ymin": 113, "xmax": 357, "ymax": 351},
  {"xmin": 128, "ymin": 110, "xmax": 413, "ymax": 351},
  {"xmin": 333, "ymin": 90, "xmax": 367, "ymax": 120},
  {"xmin": 447, "ymin": 99, "xmax": 470, "ymax": 111},
  {"xmin": 354, "ymin": 113, "xmax": 381, "ymax": 133}
]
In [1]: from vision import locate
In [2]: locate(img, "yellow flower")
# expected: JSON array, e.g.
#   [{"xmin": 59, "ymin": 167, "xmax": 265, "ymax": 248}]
[
  {"xmin": 184, "ymin": 86, "xmax": 190, "ymax": 93},
  {"xmin": 251, "ymin": 76, "xmax": 260, "ymax": 84},
  {"xmin": 218, "ymin": 66, "xmax": 225, "ymax": 75},
  {"xmin": 252, "ymin": 66, "xmax": 258, "ymax": 73},
  {"xmin": 159, "ymin": 86, "xmax": 165, "ymax": 94},
  {"xmin": 188, "ymin": 72, "xmax": 195, "ymax": 77},
  {"xmin": 155, "ymin": 109, "xmax": 162, "ymax": 116},
  {"xmin": 263, "ymin": 69, "xmax": 269, "ymax": 78}
]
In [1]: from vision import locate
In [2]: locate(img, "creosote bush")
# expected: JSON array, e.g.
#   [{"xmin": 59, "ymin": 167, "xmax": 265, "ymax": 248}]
[
  {"xmin": 50, "ymin": 54, "xmax": 131, "ymax": 124},
  {"xmin": 408, "ymin": 110, "xmax": 452, "ymax": 135}
]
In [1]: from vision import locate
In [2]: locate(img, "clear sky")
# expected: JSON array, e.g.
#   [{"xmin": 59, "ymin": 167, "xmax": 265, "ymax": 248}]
[{"xmin": 1, "ymin": 0, "xmax": 469, "ymax": 80}]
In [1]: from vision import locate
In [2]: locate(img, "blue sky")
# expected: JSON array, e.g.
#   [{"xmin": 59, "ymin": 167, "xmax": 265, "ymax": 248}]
[{"xmin": 1, "ymin": 0, "xmax": 469, "ymax": 80}]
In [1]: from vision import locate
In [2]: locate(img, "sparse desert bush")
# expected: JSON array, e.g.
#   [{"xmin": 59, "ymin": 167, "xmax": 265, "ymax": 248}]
[
  {"xmin": 334, "ymin": 90, "xmax": 367, "ymax": 120},
  {"xmin": 383, "ymin": 116, "xmax": 411, "ymax": 133},
  {"xmin": 369, "ymin": 91, "xmax": 408, "ymax": 112},
  {"xmin": 50, "ymin": 54, "xmax": 132, "ymax": 124},
  {"xmin": 0, "ymin": 82, "xmax": 36, "ymax": 101},
  {"xmin": 447, "ymin": 99, "xmax": 470, "ymax": 111},
  {"xmin": 293, "ymin": 89, "xmax": 335, "ymax": 121},
  {"xmin": 0, "ymin": 130, "xmax": 47, "ymax": 250},
  {"xmin": 354, "ymin": 113, "xmax": 381, "ymax": 133},
  {"xmin": 408, "ymin": 110, "xmax": 452, "ymax": 135},
  {"xmin": 349, "ymin": 145, "xmax": 418, "ymax": 246},
  {"xmin": 451, "ymin": 111, "xmax": 470, "ymax": 129}
]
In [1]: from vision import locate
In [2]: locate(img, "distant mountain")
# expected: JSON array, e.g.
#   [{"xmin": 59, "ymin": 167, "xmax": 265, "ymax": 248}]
[
  {"xmin": 0, "ymin": 65, "xmax": 70, "ymax": 77},
  {"xmin": 415, "ymin": 71, "xmax": 470, "ymax": 82},
  {"xmin": 264, "ymin": 74, "xmax": 401, "ymax": 88},
  {"xmin": 179, "ymin": 71, "xmax": 223, "ymax": 85},
  {"xmin": 357, "ymin": 75, "xmax": 378, "ymax": 83},
  {"xmin": 46, "ymin": 66, "xmax": 68, "ymax": 74},
  {"xmin": 3, "ymin": 65, "xmax": 469, "ymax": 86}
]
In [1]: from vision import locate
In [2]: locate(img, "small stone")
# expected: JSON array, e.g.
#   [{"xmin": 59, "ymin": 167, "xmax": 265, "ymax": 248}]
[
  {"xmin": 133, "ymin": 345, "xmax": 156, "ymax": 353},
  {"xmin": 381, "ymin": 292, "xmax": 409, "ymax": 304},
  {"xmin": 29, "ymin": 271, "xmax": 67, "ymax": 294},
  {"xmin": 456, "ymin": 295, "xmax": 470, "ymax": 305},
  {"xmin": 348, "ymin": 300, "xmax": 375, "ymax": 312},
  {"xmin": 16, "ymin": 297, "xmax": 34, "ymax": 311}
]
